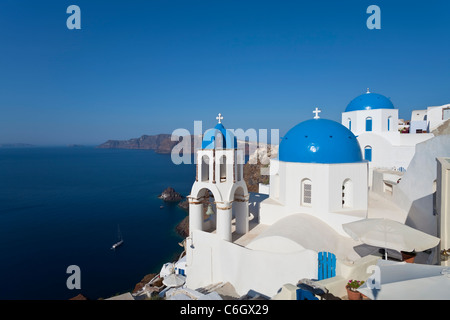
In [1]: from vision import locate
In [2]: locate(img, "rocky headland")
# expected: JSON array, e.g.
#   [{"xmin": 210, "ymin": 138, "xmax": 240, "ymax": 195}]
[
  {"xmin": 97, "ymin": 133, "xmax": 261, "ymax": 155},
  {"xmin": 97, "ymin": 134, "xmax": 197, "ymax": 154}
]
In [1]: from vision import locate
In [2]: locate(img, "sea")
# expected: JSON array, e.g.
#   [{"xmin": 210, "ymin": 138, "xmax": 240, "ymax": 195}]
[{"xmin": 0, "ymin": 147, "xmax": 195, "ymax": 300}]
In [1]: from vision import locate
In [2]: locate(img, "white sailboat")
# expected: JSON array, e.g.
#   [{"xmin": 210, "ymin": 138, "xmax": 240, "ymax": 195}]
[{"xmin": 111, "ymin": 225, "xmax": 124, "ymax": 250}]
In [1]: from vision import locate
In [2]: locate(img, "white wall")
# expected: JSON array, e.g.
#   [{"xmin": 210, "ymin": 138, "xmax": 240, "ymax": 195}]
[
  {"xmin": 411, "ymin": 109, "xmax": 427, "ymax": 121},
  {"xmin": 258, "ymin": 183, "xmax": 270, "ymax": 195},
  {"xmin": 260, "ymin": 160, "xmax": 368, "ymax": 235},
  {"xmin": 410, "ymin": 121, "xmax": 428, "ymax": 133},
  {"xmin": 392, "ymin": 135, "xmax": 450, "ymax": 238},
  {"xmin": 277, "ymin": 161, "xmax": 367, "ymax": 215},
  {"xmin": 427, "ymin": 104, "xmax": 450, "ymax": 132},
  {"xmin": 185, "ymin": 230, "xmax": 318, "ymax": 297},
  {"xmin": 356, "ymin": 131, "xmax": 433, "ymax": 186},
  {"xmin": 436, "ymin": 158, "xmax": 450, "ymax": 266},
  {"xmin": 342, "ymin": 109, "xmax": 398, "ymax": 136}
]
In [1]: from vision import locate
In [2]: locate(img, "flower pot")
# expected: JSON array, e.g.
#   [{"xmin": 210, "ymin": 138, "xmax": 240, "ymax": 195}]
[
  {"xmin": 401, "ymin": 251, "xmax": 416, "ymax": 263},
  {"xmin": 346, "ymin": 287, "xmax": 362, "ymax": 300}
]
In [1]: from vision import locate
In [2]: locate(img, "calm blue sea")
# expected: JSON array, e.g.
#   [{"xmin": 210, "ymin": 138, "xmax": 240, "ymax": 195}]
[{"xmin": 0, "ymin": 147, "xmax": 195, "ymax": 300}]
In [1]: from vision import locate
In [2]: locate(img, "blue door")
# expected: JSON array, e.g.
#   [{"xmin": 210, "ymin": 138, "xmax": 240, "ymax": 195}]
[
  {"xmin": 318, "ymin": 252, "xmax": 336, "ymax": 280},
  {"xmin": 364, "ymin": 146, "xmax": 372, "ymax": 162},
  {"xmin": 366, "ymin": 117, "xmax": 372, "ymax": 131}
]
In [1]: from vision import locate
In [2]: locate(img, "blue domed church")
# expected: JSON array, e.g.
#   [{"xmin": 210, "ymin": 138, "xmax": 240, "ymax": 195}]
[
  {"xmin": 341, "ymin": 89, "xmax": 432, "ymax": 184},
  {"xmin": 183, "ymin": 91, "xmax": 441, "ymax": 300},
  {"xmin": 186, "ymin": 112, "xmax": 371, "ymax": 299},
  {"xmin": 259, "ymin": 116, "xmax": 368, "ymax": 232}
]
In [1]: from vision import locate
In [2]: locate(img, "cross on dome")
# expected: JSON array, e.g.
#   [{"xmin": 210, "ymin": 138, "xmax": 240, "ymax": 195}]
[
  {"xmin": 313, "ymin": 107, "xmax": 321, "ymax": 119},
  {"xmin": 216, "ymin": 113, "xmax": 224, "ymax": 124},
  {"xmin": 366, "ymin": 88, "xmax": 371, "ymax": 93}
]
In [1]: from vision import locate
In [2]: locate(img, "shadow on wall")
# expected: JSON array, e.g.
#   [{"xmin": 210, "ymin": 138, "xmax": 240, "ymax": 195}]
[
  {"xmin": 404, "ymin": 193, "xmax": 438, "ymax": 264},
  {"xmin": 404, "ymin": 193, "xmax": 436, "ymax": 236},
  {"xmin": 391, "ymin": 135, "xmax": 450, "ymax": 264},
  {"xmin": 248, "ymin": 193, "xmax": 269, "ymax": 223}
]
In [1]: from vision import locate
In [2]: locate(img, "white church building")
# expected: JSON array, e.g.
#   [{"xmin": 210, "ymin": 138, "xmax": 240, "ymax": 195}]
[
  {"xmin": 341, "ymin": 89, "xmax": 434, "ymax": 182},
  {"xmin": 181, "ymin": 91, "xmax": 449, "ymax": 299},
  {"xmin": 185, "ymin": 113, "xmax": 375, "ymax": 298}
]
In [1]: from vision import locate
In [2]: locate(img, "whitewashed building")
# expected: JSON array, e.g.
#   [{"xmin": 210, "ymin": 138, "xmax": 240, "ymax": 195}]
[
  {"xmin": 185, "ymin": 114, "xmax": 372, "ymax": 298},
  {"xmin": 341, "ymin": 90, "xmax": 434, "ymax": 183}
]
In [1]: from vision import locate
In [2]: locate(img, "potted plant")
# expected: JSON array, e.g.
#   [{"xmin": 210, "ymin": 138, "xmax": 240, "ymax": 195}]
[
  {"xmin": 346, "ymin": 280, "xmax": 365, "ymax": 300},
  {"xmin": 401, "ymin": 251, "xmax": 416, "ymax": 263}
]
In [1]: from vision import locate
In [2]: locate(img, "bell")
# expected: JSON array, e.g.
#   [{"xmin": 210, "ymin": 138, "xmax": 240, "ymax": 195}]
[{"xmin": 205, "ymin": 204, "xmax": 215, "ymax": 216}]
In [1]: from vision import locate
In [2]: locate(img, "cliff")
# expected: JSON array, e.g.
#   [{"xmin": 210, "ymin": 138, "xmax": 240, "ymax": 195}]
[
  {"xmin": 97, "ymin": 134, "xmax": 196, "ymax": 154},
  {"xmin": 97, "ymin": 134, "xmax": 259, "ymax": 155},
  {"xmin": 0, "ymin": 143, "xmax": 35, "ymax": 148},
  {"xmin": 243, "ymin": 144, "xmax": 278, "ymax": 192}
]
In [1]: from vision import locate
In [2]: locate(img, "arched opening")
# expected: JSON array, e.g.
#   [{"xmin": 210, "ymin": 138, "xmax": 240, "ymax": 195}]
[
  {"xmin": 348, "ymin": 118, "xmax": 352, "ymax": 131},
  {"xmin": 201, "ymin": 155, "xmax": 210, "ymax": 181},
  {"xmin": 301, "ymin": 178, "xmax": 312, "ymax": 206},
  {"xmin": 342, "ymin": 179, "xmax": 353, "ymax": 208},
  {"xmin": 219, "ymin": 155, "xmax": 227, "ymax": 182},
  {"xmin": 387, "ymin": 116, "xmax": 392, "ymax": 131},
  {"xmin": 364, "ymin": 146, "xmax": 372, "ymax": 162},
  {"xmin": 365, "ymin": 117, "xmax": 373, "ymax": 132},
  {"xmin": 196, "ymin": 188, "xmax": 217, "ymax": 233}
]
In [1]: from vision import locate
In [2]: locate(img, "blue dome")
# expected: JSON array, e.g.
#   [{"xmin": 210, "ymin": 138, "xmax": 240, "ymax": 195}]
[
  {"xmin": 279, "ymin": 119, "xmax": 363, "ymax": 163},
  {"xmin": 345, "ymin": 92, "xmax": 394, "ymax": 112},
  {"xmin": 202, "ymin": 123, "xmax": 237, "ymax": 149}
]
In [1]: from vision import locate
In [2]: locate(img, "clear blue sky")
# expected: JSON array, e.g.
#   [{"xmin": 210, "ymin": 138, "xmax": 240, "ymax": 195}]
[{"xmin": 1, "ymin": 0, "xmax": 449, "ymax": 145}]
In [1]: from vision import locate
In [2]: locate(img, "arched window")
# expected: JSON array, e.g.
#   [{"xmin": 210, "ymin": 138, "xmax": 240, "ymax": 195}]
[
  {"xmin": 301, "ymin": 179, "xmax": 312, "ymax": 206},
  {"xmin": 201, "ymin": 155, "xmax": 210, "ymax": 181},
  {"xmin": 366, "ymin": 117, "xmax": 373, "ymax": 132},
  {"xmin": 364, "ymin": 146, "xmax": 372, "ymax": 162},
  {"xmin": 219, "ymin": 155, "xmax": 227, "ymax": 182},
  {"xmin": 342, "ymin": 179, "xmax": 353, "ymax": 208},
  {"xmin": 387, "ymin": 116, "xmax": 392, "ymax": 131},
  {"xmin": 348, "ymin": 118, "xmax": 352, "ymax": 131}
]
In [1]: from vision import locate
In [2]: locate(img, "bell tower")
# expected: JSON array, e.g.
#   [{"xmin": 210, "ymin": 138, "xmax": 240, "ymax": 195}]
[{"xmin": 188, "ymin": 114, "xmax": 249, "ymax": 242}]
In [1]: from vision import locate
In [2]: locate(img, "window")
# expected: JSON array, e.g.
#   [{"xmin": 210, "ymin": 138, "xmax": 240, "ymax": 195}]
[
  {"xmin": 443, "ymin": 107, "xmax": 450, "ymax": 121},
  {"xmin": 348, "ymin": 118, "xmax": 352, "ymax": 131},
  {"xmin": 364, "ymin": 146, "xmax": 372, "ymax": 162},
  {"xmin": 387, "ymin": 116, "xmax": 392, "ymax": 131},
  {"xmin": 301, "ymin": 179, "xmax": 312, "ymax": 206},
  {"xmin": 366, "ymin": 117, "xmax": 373, "ymax": 132}
]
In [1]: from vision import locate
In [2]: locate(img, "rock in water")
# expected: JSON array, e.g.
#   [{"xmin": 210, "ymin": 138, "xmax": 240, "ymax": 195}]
[
  {"xmin": 159, "ymin": 187, "xmax": 183, "ymax": 202},
  {"xmin": 177, "ymin": 199, "xmax": 189, "ymax": 212}
]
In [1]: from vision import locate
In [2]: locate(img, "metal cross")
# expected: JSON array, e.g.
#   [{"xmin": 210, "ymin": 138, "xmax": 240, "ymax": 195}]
[
  {"xmin": 216, "ymin": 113, "xmax": 223, "ymax": 124},
  {"xmin": 313, "ymin": 107, "xmax": 321, "ymax": 119}
]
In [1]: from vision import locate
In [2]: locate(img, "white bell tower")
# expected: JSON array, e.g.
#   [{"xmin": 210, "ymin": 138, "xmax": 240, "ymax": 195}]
[{"xmin": 188, "ymin": 114, "xmax": 249, "ymax": 242}]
